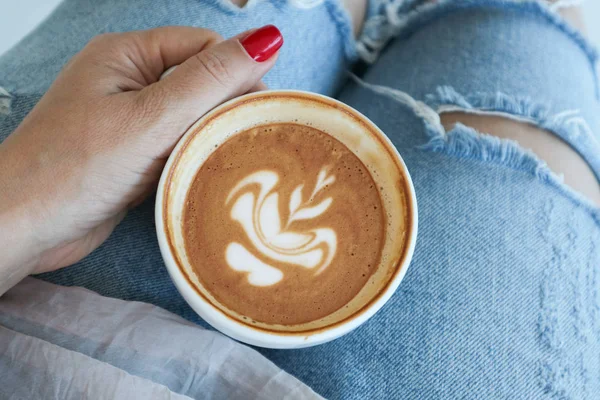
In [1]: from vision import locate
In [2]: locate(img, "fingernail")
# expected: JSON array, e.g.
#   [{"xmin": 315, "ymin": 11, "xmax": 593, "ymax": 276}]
[
  {"xmin": 241, "ymin": 25, "xmax": 283, "ymax": 62},
  {"xmin": 159, "ymin": 65, "xmax": 177, "ymax": 80}
]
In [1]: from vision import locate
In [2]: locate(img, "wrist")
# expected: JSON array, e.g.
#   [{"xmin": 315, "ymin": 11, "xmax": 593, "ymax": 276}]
[
  {"xmin": 0, "ymin": 205, "xmax": 42, "ymax": 295},
  {"xmin": 0, "ymin": 136, "xmax": 54, "ymax": 293}
]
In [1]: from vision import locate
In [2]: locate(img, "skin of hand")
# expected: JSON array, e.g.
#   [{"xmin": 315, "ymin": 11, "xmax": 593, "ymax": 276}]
[{"xmin": 0, "ymin": 25, "xmax": 281, "ymax": 294}]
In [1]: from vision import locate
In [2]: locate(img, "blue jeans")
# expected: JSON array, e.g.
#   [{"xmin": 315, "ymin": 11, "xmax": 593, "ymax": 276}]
[{"xmin": 1, "ymin": 0, "xmax": 600, "ymax": 398}]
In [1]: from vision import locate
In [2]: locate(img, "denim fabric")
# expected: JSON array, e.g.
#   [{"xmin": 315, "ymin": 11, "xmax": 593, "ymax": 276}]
[
  {"xmin": 361, "ymin": 0, "xmax": 600, "ymax": 180},
  {"xmin": 271, "ymin": 2, "xmax": 599, "ymax": 398},
  {"xmin": 2, "ymin": 0, "xmax": 600, "ymax": 399}
]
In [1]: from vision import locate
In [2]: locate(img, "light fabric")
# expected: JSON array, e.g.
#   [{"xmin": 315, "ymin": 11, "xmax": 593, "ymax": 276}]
[{"xmin": 0, "ymin": 278, "xmax": 321, "ymax": 400}]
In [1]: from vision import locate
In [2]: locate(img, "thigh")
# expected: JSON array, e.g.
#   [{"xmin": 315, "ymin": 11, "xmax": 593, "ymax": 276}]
[{"xmin": 265, "ymin": 2, "xmax": 600, "ymax": 398}]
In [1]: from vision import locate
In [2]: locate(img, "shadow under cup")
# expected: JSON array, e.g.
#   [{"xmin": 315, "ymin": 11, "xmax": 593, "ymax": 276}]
[{"xmin": 156, "ymin": 91, "xmax": 418, "ymax": 349}]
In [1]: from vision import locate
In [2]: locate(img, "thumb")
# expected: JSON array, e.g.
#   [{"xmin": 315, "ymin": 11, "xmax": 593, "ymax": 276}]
[{"xmin": 145, "ymin": 25, "xmax": 283, "ymax": 130}]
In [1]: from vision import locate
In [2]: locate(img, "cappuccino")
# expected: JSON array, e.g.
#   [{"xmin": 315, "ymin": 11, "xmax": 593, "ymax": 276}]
[
  {"xmin": 158, "ymin": 91, "xmax": 416, "ymax": 346},
  {"xmin": 183, "ymin": 123, "xmax": 385, "ymax": 325}
]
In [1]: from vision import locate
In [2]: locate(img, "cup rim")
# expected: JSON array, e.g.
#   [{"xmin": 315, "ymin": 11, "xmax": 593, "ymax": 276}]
[{"xmin": 156, "ymin": 89, "xmax": 418, "ymax": 348}]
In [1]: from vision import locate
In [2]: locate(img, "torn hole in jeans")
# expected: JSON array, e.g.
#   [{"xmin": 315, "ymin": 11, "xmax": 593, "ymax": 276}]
[
  {"xmin": 437, "ymin": 111, "xmax": 600, "ymax": 206},
  {"xmin": 349, "ymin": 76, "xmax": 600, "ymax": 216},
  {"xmin": 423, "ymin": 86, "xmax": 600, "ymax": 206}
]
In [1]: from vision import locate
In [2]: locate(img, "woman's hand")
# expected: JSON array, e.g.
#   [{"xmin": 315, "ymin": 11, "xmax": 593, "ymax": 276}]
[{"xmin": 0, "ymin": 25, "xmax": 283, "ymax": 293}]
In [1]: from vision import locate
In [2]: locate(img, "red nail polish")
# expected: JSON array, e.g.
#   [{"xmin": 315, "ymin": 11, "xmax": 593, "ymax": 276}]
[{"xmin": 241, "ymin": 25, "xmax": 283, "ymax": 62}]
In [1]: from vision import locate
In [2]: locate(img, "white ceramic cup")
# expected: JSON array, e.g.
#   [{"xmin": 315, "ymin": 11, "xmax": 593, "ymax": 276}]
[{"xmin": 156, "ymin": 90, "xmax": 418, "ymax": 349}]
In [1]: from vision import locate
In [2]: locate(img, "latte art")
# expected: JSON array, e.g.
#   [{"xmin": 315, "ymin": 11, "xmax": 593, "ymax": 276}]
[
  {"xmin": 225, "ymin": 168, "xmax": 337, "ymax": 286},
  {"xmin": 183, "ymin": 123, "xmax": 386, "ymax": 325}
]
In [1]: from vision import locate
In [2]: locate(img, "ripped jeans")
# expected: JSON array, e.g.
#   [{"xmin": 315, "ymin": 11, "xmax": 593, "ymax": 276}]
[{"xmin": 1, "ymin": 0, "xmax": 600, "ymax": 398}]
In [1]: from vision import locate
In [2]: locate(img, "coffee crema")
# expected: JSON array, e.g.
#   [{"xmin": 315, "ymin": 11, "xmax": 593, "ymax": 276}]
[{"xmin": 183, "ymin": 123, "xmax": 386, "ymax": 325}]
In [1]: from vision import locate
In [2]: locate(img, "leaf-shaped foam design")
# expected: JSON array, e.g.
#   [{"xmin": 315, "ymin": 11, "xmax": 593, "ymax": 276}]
[
  {"xmin": 289, "ymin": 197, "xmax": 333, "ymax": 223},
  {"xmin": 225, "ymin": 168, "xmax": 338, "ymax": 286},
  {"xmin": 311, "ymin": 169, "xmax": 327, "ymax": 197},
  {"xmin": 289, "ymin": 185, "xmax": 303, "ymax": 215},
  {"xmin": 316, "ymin": 169, "xmax": 327, "ymax": 186},
  {"xmin": 231, "ymin": 190, "xmax": 325, "ymax": 269},
  {"xmin": 312, "ymin": 169, "xmax": 336, "ymax": 198},
  {"xmin": 322, "ymin": 175, "xmax": 335, "ymax": 188}
]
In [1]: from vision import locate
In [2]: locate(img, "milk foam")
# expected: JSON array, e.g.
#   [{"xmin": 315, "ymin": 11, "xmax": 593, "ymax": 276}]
[{"xmin": 225, "ymin": 168, "xmax": 337, "ymax": 286}]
